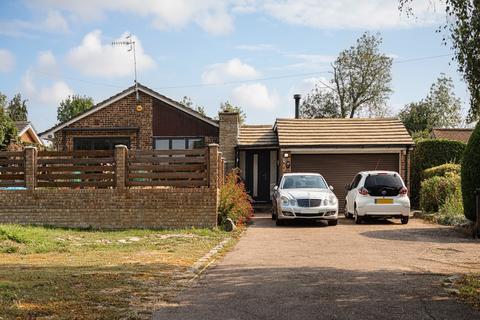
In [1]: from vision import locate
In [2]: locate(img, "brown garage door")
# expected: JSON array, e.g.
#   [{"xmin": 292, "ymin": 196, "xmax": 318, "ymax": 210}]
[{"xmin": 291, "ymin": 153, "xmax": 399, "ymax": 212}]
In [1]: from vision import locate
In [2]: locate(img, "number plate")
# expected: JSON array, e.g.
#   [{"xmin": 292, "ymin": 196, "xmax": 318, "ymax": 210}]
[{"xmin": 375, "ymin": 198, "xmax": 393, "ymax": 204}]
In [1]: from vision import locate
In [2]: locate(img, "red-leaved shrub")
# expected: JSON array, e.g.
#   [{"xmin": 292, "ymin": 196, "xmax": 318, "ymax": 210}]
[{"xmin": 218, "ymin": 170, "xmax": 253, "ymax": 227}]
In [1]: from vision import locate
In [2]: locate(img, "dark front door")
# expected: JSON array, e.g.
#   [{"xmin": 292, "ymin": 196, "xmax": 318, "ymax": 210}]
[{"xmin": 245, "ymin": 150, "xmax": 270, "ymax": 202}]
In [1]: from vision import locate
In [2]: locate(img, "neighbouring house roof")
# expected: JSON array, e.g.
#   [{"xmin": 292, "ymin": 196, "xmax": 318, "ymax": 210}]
[
  {"xmin": 274, "ymin": 118, "xmax": 414, "ymax": 147},
  {"xmin": 39, "ymin": 83, "xmax": 218, "ymax": 139},
  {"xmin": 14, "ymin": 121, "xmax": 43, "ymax": 145},
  {"xmin": 238, "ymin": 125, "xmax": 278, "ymax": 147},
  {"xmin": 431, "ymin": 128, "xmax": 473, "ymax": 144}
]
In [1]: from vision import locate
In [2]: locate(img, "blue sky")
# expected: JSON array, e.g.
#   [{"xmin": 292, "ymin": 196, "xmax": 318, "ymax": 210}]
[{"xmin": 0, "ymin": 0, "xmax": 468, "ymax": 132}]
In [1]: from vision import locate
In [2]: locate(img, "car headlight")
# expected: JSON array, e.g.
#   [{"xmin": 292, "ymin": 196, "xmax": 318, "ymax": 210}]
[
  {"xmin": 281, "ymin": 196, "xmax": 290, "ymax": 206},
  {"xmin": 289, "ymin": 199, "xmax": 297, "ymax": 206},
  {"xmin": 329, "ymin": 194, "xmax": 337, "ymax": 206}
]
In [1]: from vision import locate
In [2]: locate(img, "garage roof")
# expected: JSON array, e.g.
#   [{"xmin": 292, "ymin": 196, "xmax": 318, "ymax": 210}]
[
  {"xmin": 432, "ymin": 128, "xmax": 473, "ymax": 144},
  {"xmin": 274, "ymin": 118, "xmax": 414, "ymax": 147},
  {"xmin": 238, "ymin": 125, "xmax": 278, "ymax": 147}
]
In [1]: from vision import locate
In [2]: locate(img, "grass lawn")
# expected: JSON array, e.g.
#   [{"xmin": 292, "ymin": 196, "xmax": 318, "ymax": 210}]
[
  {"xmin": 456, "ymin": 274, "xmax": 480, "ymax": 310},
  {"xmin": 0, "ymin": 224, "xmax": 237, "ymax": 319}
]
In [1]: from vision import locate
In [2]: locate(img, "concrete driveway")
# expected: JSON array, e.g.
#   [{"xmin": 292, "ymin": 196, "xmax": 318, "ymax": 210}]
[{"xmin": 153, "ymin": 215, "xmax": 480, "ymax": 320}]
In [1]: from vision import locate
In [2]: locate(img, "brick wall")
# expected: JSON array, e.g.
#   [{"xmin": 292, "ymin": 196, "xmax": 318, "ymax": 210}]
[
  {"xmin": 218, "ymin": 112, "xmax": 239, "ymax": 172},
  {"xmin": 0, "ymin": 188, "xmax": 217, "ymax": 229},
  {"xmin": 55, "ymin": 91, "xmax": 153, "ymax": 151}
]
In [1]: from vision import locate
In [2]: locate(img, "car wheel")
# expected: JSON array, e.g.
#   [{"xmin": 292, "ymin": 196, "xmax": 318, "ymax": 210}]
[
  {"xmin": 271, "ymin": 203, "xmax": 277, "ymax": 220},
  {"xmin": 354, "ymin": 208, "xmax": 362, "ymax": 224},
  {"xmin": 276, "ymin": 218, "xmax": 284, "ymax": 226},
  {"xmin": 401, "ymin": 216, "xmax": 409, "ymax": 225},
  {"xmin": 344, "ymin": 202, "xmax": 351, "ymax": 218},
  {"xmin": 328, "ymin": 219, "xmax": 338, "ymax": 226}
]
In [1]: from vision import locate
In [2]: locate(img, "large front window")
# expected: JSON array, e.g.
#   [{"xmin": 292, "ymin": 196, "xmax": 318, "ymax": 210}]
[
  {"xmin": 73, "ymin": 137, "xmax": 131, "ymax": 150},
  {"xmin": 154, "ymin": 137, "xmax": 204, "ymax": 150}
]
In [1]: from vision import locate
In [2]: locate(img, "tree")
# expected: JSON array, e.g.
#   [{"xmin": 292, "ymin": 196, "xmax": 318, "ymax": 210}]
[
  {"xmin": 398, "ymin": 74, "xmax": 462, "ymax": 133},
  {"xmin": 57, "ymin": 95, "xmax": 94, "ymax": 123},
  {"xmin": 301, "ymin": 32, "xmax": 393, "ymax": 118},
  {"xmin": 219, "ymin": 101, "xmax": 246, "ymax": 123},
  {"xmin": 180, "ymin": 96, "xmax": 207, "ymax": 116},
  {"xmin": 399, "ymin": 1, "xmax": 480, "ymax": 122},
  {"xmin": 461, "ymin": 121, "xmax": 480, "ymax": 223},
  {"xmin": 7, "ymin": 93, "xmax": 28, "ymax": 121},
  {"xmin": 0, "ymin": 92, "xmax": 17, "ymax": 150}
]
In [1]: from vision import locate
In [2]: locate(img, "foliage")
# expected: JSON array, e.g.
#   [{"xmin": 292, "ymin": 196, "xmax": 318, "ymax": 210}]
[
  {"xmin": 399, "ymin": 1, "xmax": 480, "ymax": 122},
  {"xmin": 218, "ymin": 171, "xmax": 253, "ymax": 227},
  {"xmin": 219, "ymin": 101, "xmax": 246, "ymax": 123},
  {"xmin": 420, "ymin": 173, "xmax": 460, "ymax": 213},
  {"xmin": 180, "ymin": 96, "xmax": 207, "ymax": 116},
  {"xmin": 422, "ymin": 163, "xmax": 461, "ymax": 180},
  {"xmin": 411, "ymin": 129, "xmax": 431, "ymax": 142},
  {"xmin": 437, "ymin": 191, "xmax": 467, "ymax": 226},
  {"xmin": 398, "ymin": 74, "xmax": 463, "ymax": 133},
  {"xmin": 410, "ymin": 139, "xmax": 466, "ymax": 207},
  {"xmin": 0, "ymin": 106, "xmax": 17, "ymax": 150},
  {"xmin": 301, "ymin": 32, "xmax": 393, "ymax": 118},
  {"xmin": 6, "ymin": 93, "xmax": 28, "ymax": 121},
  {"xmin": 57, "ymin": 95, "xmax": 94, "ymax": 123},
  {"xmin": 461, "ymin": 121, "xmax": 480, "ymax": 221}
]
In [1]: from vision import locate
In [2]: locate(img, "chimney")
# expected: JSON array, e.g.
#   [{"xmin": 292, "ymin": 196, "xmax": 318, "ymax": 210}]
[
  {"xmin": 294, "ymin": 94, "xmax": 301, "ymax": 119},
  {"xmin": 218, "ymin": 112, "xmax": 240, "ymax": 172}
]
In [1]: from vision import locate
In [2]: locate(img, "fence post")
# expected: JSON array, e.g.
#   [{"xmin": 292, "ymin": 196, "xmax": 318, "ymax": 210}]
[
  {"xmin": 115, "ymin": 145, "xmax": 128, "ymax": 190},
  {"xmin": 208, "ymin": 144, "xmax": 219, "ymax": 189},
  {"xmin": 24, "ymin": 146, "xmax": 37, "ymax": 190}
]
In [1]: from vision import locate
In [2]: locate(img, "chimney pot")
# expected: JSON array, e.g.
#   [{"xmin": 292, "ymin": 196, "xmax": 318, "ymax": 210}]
[{"xmin": 293, "ymin": 94, "xmax": 301, "ymax": 119}]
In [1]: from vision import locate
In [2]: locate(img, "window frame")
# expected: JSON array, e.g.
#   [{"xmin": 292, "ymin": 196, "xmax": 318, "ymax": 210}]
[
  {"xmin": 73, "ymin": 136, "xmax": 131, "ymax": 150},
  {"xmin": 152, "ymin": 136, "xmax": 205, "ymax": 150}
]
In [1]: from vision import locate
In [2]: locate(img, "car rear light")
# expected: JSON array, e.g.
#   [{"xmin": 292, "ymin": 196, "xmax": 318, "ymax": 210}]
[
  {"xmin": 399, "ymin": 187, "xmax": 408, "ymax": 196},
  {"xmin": 359, "ymin": 187, "xmax": 369, "ymax": 196}
]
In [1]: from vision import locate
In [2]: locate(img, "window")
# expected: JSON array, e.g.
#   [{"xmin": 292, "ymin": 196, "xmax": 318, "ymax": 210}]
[
  {"xmin": 364, "ymin": 174, "xmax": 404, "ymax": 196},
  {"xmin": 73, "ymin": 137, "xmax": 131, "ymax": 150},
  {"xmin": 351, "ymin": 174, "xmax": 362, "ymax": 189},
  {"xmin": 281, "ymin": 175, "xmax": 327, "ymax": 189},
  {"xmin": 153, "ymin": 137, "xmax": 205, "ymax": 150}
]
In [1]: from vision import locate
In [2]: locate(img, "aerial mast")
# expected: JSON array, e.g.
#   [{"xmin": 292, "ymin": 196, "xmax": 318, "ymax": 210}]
[{"xmin": 112, "ymin": 34, "xmax": 139, "ymax": 101}]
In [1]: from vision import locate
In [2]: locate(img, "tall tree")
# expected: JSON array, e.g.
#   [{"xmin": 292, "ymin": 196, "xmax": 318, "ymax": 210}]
[
  {"xmin": 219, "ymin": 101, "xmax": 246, "ymax": 123},
  {"xmin": 301, "ymin": 32, "xmax": 393, "ymax": 118},
  {"xmin": 398, "ymin": 74, "xmax": 462, "ymax": 133},
  {"xmin": 7, "ymin": 93, "xmax": 28, "ymax": 121},
  {"xmin": 180, "ymin": 96, "xmax": 207, "ymax": 116},
  {"xmin": 399, "ymin": 0, "xmax": 480, "ymax": 122},
  {"xmin": 0, "ymin": 92, "xmax": 17, "ymax": 149},
  {"xmin": 57, "ymin": 95, "xmax": 94, "ymax": 123}
]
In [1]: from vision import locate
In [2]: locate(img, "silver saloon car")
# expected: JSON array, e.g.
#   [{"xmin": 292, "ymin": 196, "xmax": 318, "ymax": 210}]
[{"xmin": 272, "ymin": 173, "xmax": 339, "ymax": 226}]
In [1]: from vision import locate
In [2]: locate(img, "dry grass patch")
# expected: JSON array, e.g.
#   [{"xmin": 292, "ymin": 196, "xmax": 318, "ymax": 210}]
[{"xmin": 0, "ymin": 224, "xmax": 238, "ymax": 319}]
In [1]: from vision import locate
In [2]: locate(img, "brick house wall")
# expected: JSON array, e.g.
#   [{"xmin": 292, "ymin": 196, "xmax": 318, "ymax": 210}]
[{"xmin": 55, "ymin": 91, "xmax": 153, "ymax": 151}]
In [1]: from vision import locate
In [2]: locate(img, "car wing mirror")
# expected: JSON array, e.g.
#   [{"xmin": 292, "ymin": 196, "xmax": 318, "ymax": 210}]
[
  {"xmin": 273, "ymin": 186, "xmax": 278, "ymax": 191},
  {"xmin": 329, "ymin": 185, "xmax": 334, "ymax": 191}
]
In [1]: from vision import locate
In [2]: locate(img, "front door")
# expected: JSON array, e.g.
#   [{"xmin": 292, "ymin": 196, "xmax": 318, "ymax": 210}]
[{"xmin": 245, "ymin": 150, "xmax": 270, "ymax": 202}]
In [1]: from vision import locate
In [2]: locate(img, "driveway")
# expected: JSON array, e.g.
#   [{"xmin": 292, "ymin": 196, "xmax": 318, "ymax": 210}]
[{"xmin": 153, "ymin": 215, "xmax": 480, "ymax": 320}]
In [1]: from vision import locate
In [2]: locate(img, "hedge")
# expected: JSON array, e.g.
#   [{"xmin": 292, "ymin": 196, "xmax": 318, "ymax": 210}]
[
  {"xmin": 422, "ymin": 163, "xmax": 461, "ymax": 181},
  {"xmin": 420, "ymin": 173, "xmax": 461, "ymax": 213},
  {"xmin": 411, "ymin": 139, "xmax": 466, "ymax": 207},
  {"xmin": 461, "ymin": 121, "xmax": 480, "ymax": 221}
]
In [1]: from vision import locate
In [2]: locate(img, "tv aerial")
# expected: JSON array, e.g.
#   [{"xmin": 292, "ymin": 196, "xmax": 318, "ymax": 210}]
[{"xmin": 112, "ymin": 34, "xmax": 139, "ymax": 101}]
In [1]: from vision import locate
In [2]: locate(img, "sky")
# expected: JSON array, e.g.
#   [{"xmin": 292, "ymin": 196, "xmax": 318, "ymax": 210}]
[{"xmin": 0, "ymin": 0, "xmax": 469, "ymax": 132}]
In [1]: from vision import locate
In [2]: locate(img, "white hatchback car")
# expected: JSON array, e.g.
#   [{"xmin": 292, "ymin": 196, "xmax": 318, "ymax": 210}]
[
  {"xmin": 345, "ymin": 171, "xmax": 410, "ymax": 224},
  {"xmin": 272, "ymin": 173, "xmax": 339, "ymax": 226}
]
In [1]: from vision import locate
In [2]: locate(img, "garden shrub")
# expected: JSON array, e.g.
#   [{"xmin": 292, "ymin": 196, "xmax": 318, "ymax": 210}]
[
  {"xmin": 218, "ymin": 170, "xmax": 253, "ymax": 228},
  {"xmin": 420, "ymin": 173, "xmax": 461, "ymax": 213},
  {"xmin": 411, "ymin": 139, "xmax": 466, "ymax": 207},
  {"xmin": 437, "ymin": 191, "xmax": 467, "ymax": 226},
  {"xmin": 422, "ymin": 163, "xmax": 461, "ymax": 181},
  {"xmin": 461, "ymin": 121, "xmax": 480, "ymax": 221}
]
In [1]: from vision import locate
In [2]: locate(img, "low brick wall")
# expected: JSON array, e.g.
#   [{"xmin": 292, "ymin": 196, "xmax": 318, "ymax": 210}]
[{"xmin": 0, "ymin": 188, "xmax": 218, "ymax": 229}]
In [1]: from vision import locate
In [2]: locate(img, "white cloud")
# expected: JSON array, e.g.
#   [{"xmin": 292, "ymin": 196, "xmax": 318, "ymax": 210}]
[
  {"xmin": 37, "ymin": 51, "xmax": 56, "ymax": 69},
  {"xmin": 0, "ymin": 10, "xmax": 69, "ymax": 37},
  {"xmin": 22, "ymin": 70, "xmax": 73, "ymax": 105},
  {"xmin": 29, "ymin": 0, "xmax": 234, "ymax": 35},
  {"xmin": 231, "ymin": 83, "xmax": 279, "ymax": 110},
  {"xmin": 0, "ymin": 49, "xmax": 15, "ymax": 73},
  {"xmin": 289, "ymin": 77, "xmax": 331, "ymax": 97},
  {"xmin": 261, "ymin": 0, "xmax": 445, "ymax": 29},
  {"xmin": 202, "ymin": 58, "xmax": 260, "ymax": 84},
  {"xmin": 43, "ymin": 10, "xmax": 69, "ymax": 33},
  {"xmin": 66, "ymin": 30, "xmax": 156, "ymax": 78},
  {"xmin": 235, "ymin": 43, "xmax": 276, "ymax": 51}
]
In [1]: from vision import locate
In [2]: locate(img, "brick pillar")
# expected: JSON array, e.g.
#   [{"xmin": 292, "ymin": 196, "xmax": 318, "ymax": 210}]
[
  {"xmin": 280, "ymin": 150, "xmax": 291, "ymax": 175},
  {"xmin": 24, "ymin": 146, "xmax": 37, "ymax": 190},
  {"xmin": 115, "ymin": 145, "xmax": 128, "ymax": 190},
  {"xmin": 208, "ymin": 144, "xmax": 219, "ymax": 189},
  {"xmin": 218, "ymin": 112, "xmax": 239, "ymax": 172}
]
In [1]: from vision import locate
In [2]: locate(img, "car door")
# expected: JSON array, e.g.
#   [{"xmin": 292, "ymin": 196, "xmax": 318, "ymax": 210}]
[{"xmin": 346, "ymin": 174, "xmax": 362, "ymax": 213}]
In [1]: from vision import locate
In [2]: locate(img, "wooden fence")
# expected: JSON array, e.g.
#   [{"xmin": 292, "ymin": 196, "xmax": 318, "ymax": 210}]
[
  {"xmin": 127, "ymin": 149, "xmax": 208, "ymax": 187},
  {"xmin": 0, "ymin": 145, "xmax": 221, "ymax": 189},
  {"xmin": 0, "ymin": 151, "xmax": 25, "ymax": 188},
  {"xmin": 37, "ymin": 150, "xmax": 116, "ymax": 188}
]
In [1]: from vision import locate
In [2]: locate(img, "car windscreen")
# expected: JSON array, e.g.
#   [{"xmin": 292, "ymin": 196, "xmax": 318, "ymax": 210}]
[
  {"xmin": 282, "ymin": 175, "xmax": 327, "ymax": 189},
  {"xmin": 364, "ymin": 174, "xmax": 403, "ymax": 196}
]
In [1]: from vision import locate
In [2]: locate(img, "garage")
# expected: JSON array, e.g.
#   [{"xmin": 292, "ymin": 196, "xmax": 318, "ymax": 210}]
[{"xmin": 291, "ymin": 153, "xmax": 400, "ymax": 212}]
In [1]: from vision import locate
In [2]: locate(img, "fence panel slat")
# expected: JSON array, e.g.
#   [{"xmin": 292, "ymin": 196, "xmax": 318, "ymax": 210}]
[
  {"xmin": 0, "ymin": 151, "xmax": 26, "ymax": 188},
  {"xmin": 127, "ymin": 180, "xmax": 206, "ymax": 187}
]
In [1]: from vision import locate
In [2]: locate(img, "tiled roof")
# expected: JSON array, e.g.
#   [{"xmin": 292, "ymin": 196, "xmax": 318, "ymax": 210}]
[
  {"xmin": 14, "ymin": 121, "xmax": 30, "ymax": 132},
  {"xmin": 238, "ymin": 125, "xmax": 278, "ymax": 146},
  {"xmin": 432, "ymin": 128, "xmax": 473, "ymax": 144},
  {"xmin": 275, "ymin": 118, "xmax": 414, "ymax": 147}
]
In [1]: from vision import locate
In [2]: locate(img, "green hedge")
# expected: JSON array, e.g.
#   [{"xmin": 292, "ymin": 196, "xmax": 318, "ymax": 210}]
[
  {"xmin": 411, "ymin": 139, "xmax": 466, "ymax": 207},
  {"xmin": 420, "ymin": 173, "xmax": 461, "ymax": 213},
  {"xmin": 422, "ymin": 163, "xmax": 461, "ymax": 180},
  {"xmin": 461, "ymin": 122, "xmax": 480, "ymax": 221}
]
